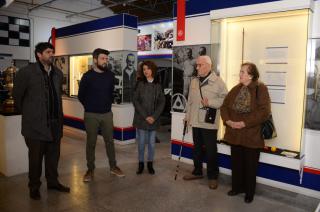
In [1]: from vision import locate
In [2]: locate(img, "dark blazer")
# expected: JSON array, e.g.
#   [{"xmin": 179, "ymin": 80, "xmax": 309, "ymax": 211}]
[
  {"xmin": 220, "ymin": 81, "xmax": 271, "ymax": 148},
  {"xmin": 133, "ymin": 80, "xmax": 165, "ymax": 130},
  {"xmin": 13, "ymin": 62, "xmax": 64, "ymax": 141}
]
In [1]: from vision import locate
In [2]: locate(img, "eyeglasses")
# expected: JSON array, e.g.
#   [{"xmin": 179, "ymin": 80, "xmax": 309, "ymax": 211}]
[{"xmin": 196, "ymin": 63, "xmax": 205, "ymax": 67}]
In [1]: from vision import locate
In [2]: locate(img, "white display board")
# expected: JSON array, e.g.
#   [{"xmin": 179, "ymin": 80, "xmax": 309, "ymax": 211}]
[{"xmin": 138, "ymin": 21, "xmax": 173, "ymax": 56}]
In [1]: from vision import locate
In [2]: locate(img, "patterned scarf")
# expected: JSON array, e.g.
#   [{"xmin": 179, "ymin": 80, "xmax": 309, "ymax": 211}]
[{"xmin": 232, "ymin": 86, "xmax": 251, "ymax": 113}]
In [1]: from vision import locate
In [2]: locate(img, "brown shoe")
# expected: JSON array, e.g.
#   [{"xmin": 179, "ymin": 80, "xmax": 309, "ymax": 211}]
[
  {"xmin": 183, "ymin": 174, "xmax": 204, "ymax": 181},
  {"xmin": 208, "ymin": 179, "xmax": 218, "ymax": 189},
  {"xmin": 110, "ymin": 166, "xmax": 125, "ymax": 177},
  {"xmin": 83, "ymin": 170, "xmax": 94, "ymax": 182}
]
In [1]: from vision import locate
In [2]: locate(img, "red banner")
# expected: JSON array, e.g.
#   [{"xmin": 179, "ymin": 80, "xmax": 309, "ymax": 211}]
[
  {"xmin": 51, "ymin": 27, "xmax": 56, "ymax": 47},
  {"xmin": 176, "ymin": 0, "xmax": 185, "ymax": 41}
]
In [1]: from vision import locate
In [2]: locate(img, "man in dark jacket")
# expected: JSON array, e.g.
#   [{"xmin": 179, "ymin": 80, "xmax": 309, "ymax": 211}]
[
  {"xmin": 13, "ymin": 42, "xmax": 70, "ymax": 200},
  {"xmin": 78, "ymin": 48, "xmax": 124, "ymax": 183}
]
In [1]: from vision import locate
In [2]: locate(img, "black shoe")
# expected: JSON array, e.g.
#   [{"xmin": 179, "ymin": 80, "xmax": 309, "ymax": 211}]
[
  {"xmin": 191, "ymin": 169, "xmax": 203, "ymax": 176},
  {"xmin": 30, "ymin": 189, "xmax": 41, "ymax": 200},
  {"xmin": 136, "ymin": 162, "xmax": 144, "ymax": 175},
  {"xmin": 227, "ymin": 190, "xmax": 243, "ymax": 196},
  {"xmin": 147, "ymin": 161, "xmax": 155, "ymax": 175},
  {"xmin": 47, "ymin": 183, "xmax": 70, "ymax": 193},
  {"xmin": 244, "ymin": 194, "xmax": 254, "ymax": 203}
]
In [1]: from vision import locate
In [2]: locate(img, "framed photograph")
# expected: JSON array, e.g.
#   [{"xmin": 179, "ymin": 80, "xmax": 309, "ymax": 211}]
[
  {"xmin": 53, "ymin": 56, "xmax": 69, "ymax": 95},
  {"xmin": 137, "ymin": 34, "xmax": 152, "ymax": 51}
]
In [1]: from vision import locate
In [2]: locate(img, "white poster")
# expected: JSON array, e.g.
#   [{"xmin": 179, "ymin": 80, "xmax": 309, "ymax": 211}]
[{"xmin": 265, "ymin": 47, "xmax": 288, "ymax": 64}]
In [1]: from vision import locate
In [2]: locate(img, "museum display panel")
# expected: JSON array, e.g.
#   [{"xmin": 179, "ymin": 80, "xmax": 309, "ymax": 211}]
[
  {"xmin": 68, "ymin": 51, "xmax": 137, "ymax": 103},
  {"xmin": 69, "ymin": 54, "xmax": 92, "ymax": 97},
  {"xmin": 212, "ymin": 9, "xmax": 311, "ymax": 152}
]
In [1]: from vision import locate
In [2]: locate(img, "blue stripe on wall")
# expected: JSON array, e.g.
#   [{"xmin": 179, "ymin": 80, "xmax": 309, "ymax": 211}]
[
  {"xmin": 63, "ymin": 117, "xmax": 135, "ymax": 141},
  {"xmin": 56, "ymin": 14, "xmax": 137, "ymax": 38},
  {"xmin": 174, "ymin": 0, "xmax": 282, "ymax": 17},
  {"xmin": 171, "ymin": 143, "xmax": 320, "ymax": 191},
  {"xmin": 138, "ymin": 54, "xmax": 172, "ymax": 59}
]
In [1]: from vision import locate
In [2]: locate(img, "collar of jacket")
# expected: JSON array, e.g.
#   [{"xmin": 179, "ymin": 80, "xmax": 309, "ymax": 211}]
[
  {"xmin": 198, "ymin": 71, "xmax": 218, "ymax": 87},
  {"xmin": 237, "ymin": 80, "xmax": 259, "ymax": 90},
  {"xmin": 37, "ymin": 61, "xmax": 56, "ymax": 76}
]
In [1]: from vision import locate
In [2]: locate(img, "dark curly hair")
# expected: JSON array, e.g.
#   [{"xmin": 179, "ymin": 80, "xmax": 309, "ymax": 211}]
[{"xmin": 138, "ymin": 61, "xmax": 158, "ymax": 82}]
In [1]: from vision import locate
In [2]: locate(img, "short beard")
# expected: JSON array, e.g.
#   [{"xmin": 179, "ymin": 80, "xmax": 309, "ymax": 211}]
[{"xmin": 97, "ymin": 64, "xmax": 107, "ymax": 71}]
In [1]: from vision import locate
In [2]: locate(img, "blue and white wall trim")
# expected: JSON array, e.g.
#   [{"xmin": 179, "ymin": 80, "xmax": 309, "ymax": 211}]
[
  {"xmin": 54, "ymin": 14, "xmax": 138, "ymax": 144},
  {"xmin": 171, "ymin": 0, "xmax": 320, "ymax": 198}
]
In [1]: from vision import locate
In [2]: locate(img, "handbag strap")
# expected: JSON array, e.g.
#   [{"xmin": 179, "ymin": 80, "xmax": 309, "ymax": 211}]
[
  {"xmin": 198, "ymin": 72, "xmax": 212, "ymax": 100},
  {"xmin": 199, "ymin": 80, "xmax": 204, "ymax": 100}
]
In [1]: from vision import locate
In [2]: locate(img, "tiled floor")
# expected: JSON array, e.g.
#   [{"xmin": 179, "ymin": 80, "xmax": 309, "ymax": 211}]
[{"xmin": 0, "ymin": 126, "xmax": 319, "ymax": 212}]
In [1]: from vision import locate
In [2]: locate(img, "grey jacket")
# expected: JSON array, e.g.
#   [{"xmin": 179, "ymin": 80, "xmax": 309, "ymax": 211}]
[
  {"xmin": 13, "ymin": 62, "xmax": 64, "ymax": 141},
  {"xmin": 133, "ymin": 80, "xmax": 165, "ymax": 130},
  {"xmin": 185, "ymin": 72, "xmax": 228, "ymax": 130}
]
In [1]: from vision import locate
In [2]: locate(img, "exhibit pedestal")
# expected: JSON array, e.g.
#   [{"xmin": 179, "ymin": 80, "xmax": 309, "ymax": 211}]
[
  {"xmin": 0, "ymin": 114, "xmax": 28, "ymax": 176},
  {"xmin": 62, "ymin": 97, "xmax": 136, "ymax": 145}
]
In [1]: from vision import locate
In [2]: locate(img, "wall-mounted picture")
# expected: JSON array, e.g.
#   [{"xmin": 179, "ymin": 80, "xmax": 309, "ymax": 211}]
[
  {"xmin": 172, "ymin": 44, "xmax": 212, "ymax": 100},
  {"xmin": 108, "ymin": 51, "xmax": 124, "ymax": 104},
  {"xmin": 154, "ymin": 28, "xmax": 173, "ymax": 50},
  {"xmin": 305, "ymin": 39, "xmax": 320, "ymax": 130},
  {"xmin": 137, "ymin": 34, "xmax": 152, "ymax": 51},
  {"xmin": 53, "ymin": 56, "xmax": 69, "ymax": 95},
  {"xmin": 122, "ymin": 52, "xmax": 137, "ymax": 103}
]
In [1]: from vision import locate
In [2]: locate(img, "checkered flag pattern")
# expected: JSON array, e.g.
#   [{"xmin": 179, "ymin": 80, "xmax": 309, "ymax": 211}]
[{"xmin": 0, "ymin": 15, "xmax": 30, "ymax": 47}]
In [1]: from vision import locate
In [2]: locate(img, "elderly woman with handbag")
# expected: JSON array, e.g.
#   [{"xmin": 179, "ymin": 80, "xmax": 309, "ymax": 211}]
[
  {"xmin": 220, "ymin": 62, "xmax": 271, "ymax": 203},
  {"xmin": 133, "ymin": 61, "xmax": 165, "ymax": 175}
]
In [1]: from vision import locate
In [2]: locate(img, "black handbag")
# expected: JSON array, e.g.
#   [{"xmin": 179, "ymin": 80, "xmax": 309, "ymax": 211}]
[
  {"xmin": 261, "ymin": 115, "xmax": 277, "ymax": 139},
  {"xmin": 256, "ymin": 86, "xmax": 277, "ymax": 139},
  {"xmin": 199, "ymin": 80, "xmax": 217, "ymax": 124}
]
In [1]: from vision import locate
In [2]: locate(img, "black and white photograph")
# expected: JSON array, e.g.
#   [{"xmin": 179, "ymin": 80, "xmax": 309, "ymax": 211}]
[
  {"xmin": 108, "ymin": 51, "xmax": 123, "ymax": 104},
  {"xmin": 53, "ymin": 56, "xmax": 69, "ymax": 95},
  {"xmin": 172, "ymin": 44, "xmax": 212, "ymax": 100},
  {"xmin": 122, "ymin": 52, "xmax": 137, "ymax": 103},
  {"xmin": 305, "ymin": 39, "xmax": 320, "ymax": 130}
]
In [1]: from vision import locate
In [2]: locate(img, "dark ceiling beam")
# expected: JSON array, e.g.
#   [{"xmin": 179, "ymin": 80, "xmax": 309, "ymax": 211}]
[
  {"xmin": 14, "ymin": 0, "xmax": 100, "ymax": 19},
  {"xmin": 106, "ymin": 0, "xmax": 163, "ymax": 14},
  {"xmin": 116, "ymin": 0, "xmax": 174, "ymax": 16},
  {"xmin": 28, "ymin": 0, "xmax": 59, "ymax": 12},
  {"xmin": 66, "ymin": 0, "xmax": 138, "ymax": 19},
  {"xmin": 66, "ymin": 6, "xmax": 107, "ymax": 18}
]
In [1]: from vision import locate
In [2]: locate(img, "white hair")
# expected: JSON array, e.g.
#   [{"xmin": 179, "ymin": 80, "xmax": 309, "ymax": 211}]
[{"xmin": 198, "ymin": 55, "xmax": 212, "ymax": 66}]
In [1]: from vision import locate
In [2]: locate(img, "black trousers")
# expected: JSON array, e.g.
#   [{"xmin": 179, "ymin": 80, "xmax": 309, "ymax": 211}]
[
  {"xmin": 230, "ymin": 145, "xmax": 260, "ymax": 197},
  {"xmin": 192, "ymin": 127, "xmax": 219, "ymax": 179},
  {"xmin": 25, "ymin": 138, "xmax": 61, "ymax": 190}
]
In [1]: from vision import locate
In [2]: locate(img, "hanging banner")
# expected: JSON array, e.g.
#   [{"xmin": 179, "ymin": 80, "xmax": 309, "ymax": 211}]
[
  {"xmin": 176, "ymin": 0, "xmax": 185, "ymax": 41},
  {"xmin": 51, "ymin": 27, "xmax": 56, "ymax": 48}
]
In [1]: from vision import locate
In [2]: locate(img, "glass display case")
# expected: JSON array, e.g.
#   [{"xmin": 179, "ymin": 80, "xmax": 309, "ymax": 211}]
[
  {"xmin": 68, "ymin": 51, "xmax": 137, "ymax": 103},
  {"xmin": 305, "ymin": 38, "xmax": 320, "ymax": 131},
  {"xmin": 211, "ymin": 9, "xmax": 311, "ymax": 152},
  {"xmin": 69, "ymin": 54, "xmax": 92, "ymax": 97}
]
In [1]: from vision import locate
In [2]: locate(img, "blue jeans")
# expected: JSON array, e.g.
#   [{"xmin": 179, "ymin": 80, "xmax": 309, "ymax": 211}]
[{"xmin": 136, "ymin": 129, "xmax": 156, "ymax": 162}]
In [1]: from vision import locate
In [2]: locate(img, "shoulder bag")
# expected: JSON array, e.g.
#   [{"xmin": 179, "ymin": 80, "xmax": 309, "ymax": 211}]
[
  {"xmin": 256, "ymin": 85, "xmax": 277, "ymax": 139},
  {"xmin": 199, "ymin": 80, "xmax": 216, "ymax": 124}
]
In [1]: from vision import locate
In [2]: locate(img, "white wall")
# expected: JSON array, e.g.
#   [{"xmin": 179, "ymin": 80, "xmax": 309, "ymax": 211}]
[
  {"xmin": 173, "ymin": 14, "xmax": 211, "ymax": 46},
  {"xmin": 0, "ymin": 2, "xmax": 96, "ymax": 61},
  {"xmin": 55, "ymin": 28, "xmax": 137, "ymax": 56}
]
